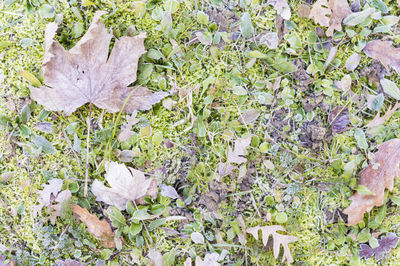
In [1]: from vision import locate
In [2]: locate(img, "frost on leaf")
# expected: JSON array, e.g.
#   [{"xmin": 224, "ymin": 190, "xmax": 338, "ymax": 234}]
[
  {"xmin": 308, "ymin": 0, "xmax": 351, "ymax": 37},
  {"xmin": 72, "ymin": 204, "xmax": 116, "ymax": 248},
  {"xmin": 30, "ymin": 11, "xmax": 167, "ymax": 115},
  {"xmin": 195, "ymin": 253, "xmax": 221, "ymax": 266},
  {"xmin": 32, "ymin": 178, "xmax": 63, "ymax": 217},
  {"xmin": 267, "ymin": 0, "xmax": 291, "ymax": 20},
  {"xmin": 359, "ymin": 233, "xmax": 399, "ymax": 260},
  {"xmin": 218, "ymin": 135, "xmax": 252, "ymax": 177},
  {"xmin": 247, "ymin": 225, "xmax": 298, "ymax": 264},
  {"xmin": 343, "ymin": 139, "xmax": 400, "ymax": 225},
  {"xmin": 364, "ymin": 40, "xmax": 400, "ymax": 75},
  {"xmin": 91, "ymin": 161, "xmax": 158, "ymax": 210}
]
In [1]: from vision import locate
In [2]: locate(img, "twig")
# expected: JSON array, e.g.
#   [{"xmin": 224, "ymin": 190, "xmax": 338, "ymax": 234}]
[{"xmin": 84, "ymin": 102, "xmax": 93, "ymax": 197}]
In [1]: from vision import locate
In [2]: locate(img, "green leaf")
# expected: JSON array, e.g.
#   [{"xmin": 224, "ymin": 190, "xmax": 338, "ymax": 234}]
[
  {"xmin": 391, "ymin": 195, "xmax": 400, "ymax": 206},
  {"xmin": 354, "ymin": 129, "xmax": 368, "ymax": 150},
  {"xmin": 131, "ymin": 209, "xmax": 152, "ymax": 221},
  {"xmin": 197, "ymin": 11, "xmax": 209, "ymax": 25},
  {"xmin": 356, "ymin": 185, "xmax": 375, "ymax": 196},
  {"xmin": 343, "ymin": 8, "xmax": 374, "ymax": 26},
  {"xmin": 240, "ymin": 12, "xmax": 254, "ymax": 38},
  {"xmin": 0, "ymin": 114, "xmax": 11, "ymax": 127},
  {"xmin": 107, "ymin": 206, "xmax": 127, "ymax": 228},
  {"xmin": 129, "ymin": 223, "xmax": 142, "ymax": 237},
  {"xmin": 148, "ymin": 218, "xmax": 166, "ymax": 231},
  {"xmin": 38, "ymin": 4, "xmax": 55, "ymax": 19},
  {"xmin": 380, "ymin": 78, "xmax": 400, "ymax": 100},
  {"xmin": 275, "ymin": 212, "xmax": 288, "ymax": 223},
  {"xmin": 20, "ymin": 104, "xmax": 31, "ymax": 124},
  {"xmin": 31, "ymin": 135, "xmax": 55, "ymax": 154},
  {"xmin": 72, "ymin": 22, "xmax": 84, "ymax": 38}
]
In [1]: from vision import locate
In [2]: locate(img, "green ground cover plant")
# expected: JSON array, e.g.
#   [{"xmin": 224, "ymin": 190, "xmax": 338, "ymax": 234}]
[{"xmin": 1, "ymin": 0, "xmax": 400, "ymax": 265}]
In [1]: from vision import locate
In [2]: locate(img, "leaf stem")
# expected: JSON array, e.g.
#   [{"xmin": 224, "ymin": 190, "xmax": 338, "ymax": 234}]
[{"xmin": 84, "ymin": 102, "xmax": 93, "ymax": 197}]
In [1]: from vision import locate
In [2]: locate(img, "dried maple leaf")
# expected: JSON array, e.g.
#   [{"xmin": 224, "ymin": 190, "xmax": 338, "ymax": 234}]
[
  {"xmin": 343, "ymin": 139, "xmax": 400, "ymax": 225},
  {"xmin": 218, "ymin": 135, "xmax": 252, "ymax": 177},
  {"xmin": 91, "ymin": 161, "xmax": 158, "ymax": 210},
  {"xmin": 247, "ymin": 225, "xmax": 298, "ymax": 264},
  {"xmin": 364, "ymin": 40, "xmax": 400, "ymax": 75},
  {"xmin": 309, "ymin": 0, "xmax": 351, "ymax": 37},
  {"xmin": 71, "ymin": 204, "xmax": 116, "ymax": 248},
  {"xmin": 267, "ymin": 0, "xmax": 291, "ymax": 20},
  {"xmin": 32, "ymin": 178, "xmax": 63, "ymax": 217},
  {"xmin": 359, "ymin": 233, "xmax": 399, "ymax": 260},
  {"xmin": 366, "ymin": 102, "xmax": 400, "ymax": 128},
  {"xmin": 30, "ymin": 11, "xmax": 167, "ymax": 114},
  {"xmin": 309, "ymin": 0, "xmax": 331, "ymax": 27}
]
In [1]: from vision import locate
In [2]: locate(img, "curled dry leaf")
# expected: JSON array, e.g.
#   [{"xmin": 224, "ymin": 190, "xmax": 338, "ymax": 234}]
[
  {"xmin": 343, "ymin": 139, "xmax": 400, "ymax": 225},
  {"xmin": 267, "ymin": 0, "xmax": 291, "ymax": 20},
  {"xmin": 364, "ymin": 40, "xmax": 400, "ymax": 75},
  {"xmin": 30, "ymin": 11, "xmax": 167, "ymax": 115},
  {"xmin": 247, "ymin": 225, "xmax": 298, "ymax": 264},
  {"xmin": 71, "ymin": 204, "xmax": 116, "ymax": 248},
  {"xmin": 309, "ymin": 0, "xmax": 351, "ymax": 37},
  {"xmin": 91, "ymin": 161, "xmax": 158, "ymax": 210},
  {"xmin": 359, "ymin": 233, "xmax": 399, "ymax": 260},
  {"xmin": 366, "ymin": 102, "xmax": 400, "ymax": 128},
  {"xmin": 218, "ymin": 135, "xmax": 252, "ymax": 177}
]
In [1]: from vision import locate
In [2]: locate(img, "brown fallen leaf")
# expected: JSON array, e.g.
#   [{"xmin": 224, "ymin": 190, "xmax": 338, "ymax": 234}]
[
  {"xmin": 343, "ymin": 139, "xmax": 400, "ymax": 225},
  {"xmin": 267, "ymin": 0, "xmax": 291, "ymax": 20},
  {"xmin": 329, "ymin": 106, "xmax": 350, "ymax": 133},
  {"xmin": 30, "ymin": 11, "xmax": 167, "ymax": 115},
  {"xmin": 91, "ymin": 161, "xmax": 158, "ymax": 210},
  {"xmin": 218, "ymin": 135, "xmax": 252, "ymax": 177},
  {"xmin": 247, "ymin": 225, "xmax": 298, "ymax": 264},
  {"xmin": 398, "ymin": 0, "xmax": 400, "ymax": 8},
  {"xmin": 298, "ymin": 4, "xmax": 310, "ymax": 18},
  {"xmin": 309, "ymin": 0, "xmax": 351, "ymax": 37},
  {"xmin": 326, "ymin": 0, "xmax": 351, "ymax": 36},
  {"xmin": 49, "ymin": 189, "xmax": 72, "ymax": 225},
  {"xmin": 72, "ymin": 204, "xmax": 116, "ymax": 248},
  {"xmin": 363, "ymin": 40, "xmax": 400, "ymax": 75},
  {"xmin": 32, "ymin": 178, "xmax": 63, "ymax": 217},
  {"xmin": 366, "ymin": 102, "xmax": 400, "ymax": 128},
  {"xmin": 118, "ymin": 111, "xmax": 139, "ymax": 142}
]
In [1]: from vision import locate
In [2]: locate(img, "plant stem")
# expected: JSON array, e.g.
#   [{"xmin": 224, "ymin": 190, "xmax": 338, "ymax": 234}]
[{"xmin": 84, "ymin": 102, "xmax": 93, "ymax": 197}]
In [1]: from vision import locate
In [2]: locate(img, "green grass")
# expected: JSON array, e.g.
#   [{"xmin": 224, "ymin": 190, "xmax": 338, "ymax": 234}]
[{"xmin": 1, "ymin": 0, "xmax": 400, "ymax": 265}]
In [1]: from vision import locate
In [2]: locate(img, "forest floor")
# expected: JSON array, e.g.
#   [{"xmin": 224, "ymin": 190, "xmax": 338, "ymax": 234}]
[{"xmin": 1, "ymin": 0, "xmax": 400, "ymax": 265}]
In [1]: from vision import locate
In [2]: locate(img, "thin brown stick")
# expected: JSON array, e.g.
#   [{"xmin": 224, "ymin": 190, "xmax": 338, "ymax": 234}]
[{"xmin": 84, "ymin": 102, "xmax": 92, "ymax": 197}]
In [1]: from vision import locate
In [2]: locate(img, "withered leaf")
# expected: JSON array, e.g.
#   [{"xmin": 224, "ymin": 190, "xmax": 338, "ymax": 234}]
[
  {"xmin": 55, "ymin": 259, "xmax": 83, "ymax": 266},
  {"xmin": 247, "ymin": 225, "xmax": 298, "ymax": 264},
  {"xmin": 91, "ymin": 161, "xmax": 158, "ymax": 210},
  {"xmin": 195, "ymin": 253, "xmax": 221, "ymax": 266},
  {"xmin": 118, "ymin": 111, "xmax": 139, "ymax": 142},
  {"xmin": 359, "ymin": 233, "xmax": 399, "ymax": 260},
  {"xmin": 309, "ymin": 0, "xmax": 351, "ymax": 37},
  {"xmin": 32, "ymin": 178, "xmax": 63, "ymax": 217},
  {"xmin": 147, "ymin": 249, "xmax": 165, "ymax": 266},
  {"xmin": 72, "ymin": 204, "xmax": 116, "ymax": 248},
  {"xmin": 49, "ymin": 189, "xmax": 72, "ymax": 225},
  {"xmin": 366, "ymin": 102, "xmax": 400, "ymax": 128},
  {"xmin": 345, "ymin": 53, "xmax": 361, "ymax": 71},
  {"xmin": 364, "ymin": 40, "xmax": 400, "ymax": 75},
  {"xmin": 238, "ymin": 109, "xmax": 260, "ymax": 124},
  {"xmin": 329, "ymin": 106, "xmax": 350, "ymax": 133},
  {"xmin": 30, "ymin": 11, "xmax": 167, "ymax": 115},
  {"xmin": 343, "ymin": 139, "xmax": 400, "ymax": 225},
  {"xmin": 218, "ymin": 135, "xmax": 252, "ymax": 177},
  {"xmin": 267, "ymin": 0, "xmax": 291, "ymax": 20}
]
